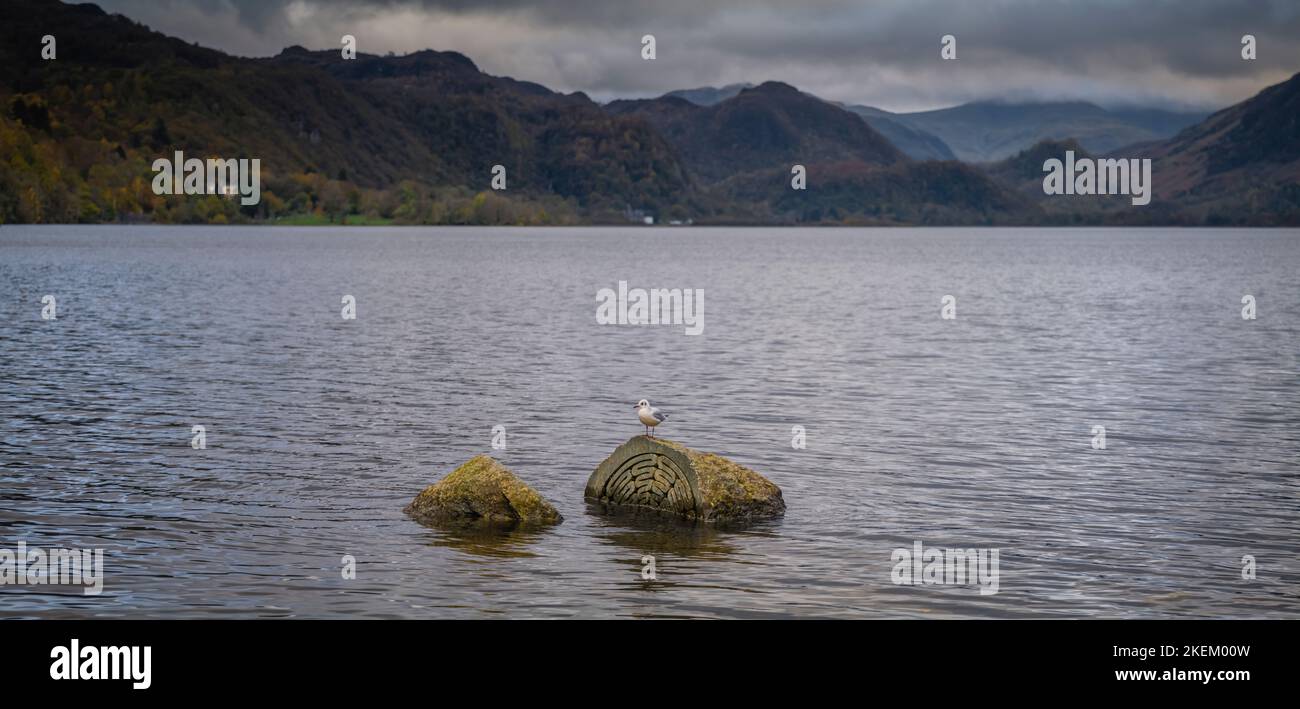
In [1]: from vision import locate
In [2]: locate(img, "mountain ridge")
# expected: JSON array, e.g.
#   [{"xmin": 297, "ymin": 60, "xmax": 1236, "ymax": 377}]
[
  {"xmin": 895, "ymin": 100, "xmax": 1208, "ymax": 163},
  {"xmin": 0, "ymin": 0, "xmax": 1295, "ymax": 226},
  {"xmin": 649, "ymin": 85, "xmax": 1205, "ymax": 163}
]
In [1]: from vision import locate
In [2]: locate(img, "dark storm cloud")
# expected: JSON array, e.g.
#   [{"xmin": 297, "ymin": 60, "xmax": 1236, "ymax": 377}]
[{"xmin": 95, "ymin": 0, "xmax": 1300, "ymax": 111}]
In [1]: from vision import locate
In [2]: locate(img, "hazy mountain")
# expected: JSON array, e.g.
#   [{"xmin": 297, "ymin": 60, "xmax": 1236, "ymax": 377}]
[
  {"xmin": 657, "ymin": 85, "xmax": 956, "ymax": 160},
  {"xmin": 840, "ymin": 105, "xmax": 956, "ymax": 161},
  {"xmin": 983, "ymin": 73, "xmax": 1300, "ymax": 225},
  {"xmin": 1105, "ymin": 107, "xmax": 1212, "ymax": 137},
  {"xmin": 664, "ymin": 88, "xmax": 1197, "ymax": 165},
  {"xmin": 607, "ymin": 82, "xmax": 906, "ymax": 183},
  {"xmin": 0, "ymin": 0, "xmax": 1293, "ymax": 225},
  {"xmin": 980, "ymin": 139, "xmax": 1127, "ymax": 223},
  {"xmin": 896, "ymin": 101, "xmax": 1208, "ymax": 163},
  {"xmin": 985, "ymin": 139, "xmax": 1091, "ymax": 189},
  {"xmin": 661, "ymin": 83, "xmax": 753, "ymax": 106},
  {"xmin": 608, "ymin": 83, "xmax": 1036, "ymax": 224},
  {"xmin": 669, "ymin": 87, "xmax": 1202, "ymax": 164},
  {"xmin": 1133, "ymin": 71, "xmax": 1300, "ymax": 225}
]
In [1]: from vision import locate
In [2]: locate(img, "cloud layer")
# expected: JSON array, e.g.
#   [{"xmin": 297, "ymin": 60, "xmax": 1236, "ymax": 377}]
[{"xmin": 96, "ymin": 0, "xmax": 1300, "ymax": 111}]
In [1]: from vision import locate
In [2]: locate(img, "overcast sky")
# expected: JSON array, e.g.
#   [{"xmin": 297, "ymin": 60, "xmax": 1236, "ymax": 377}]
[{"xmin": 95, "ymin": 0, "xmax": 1300, "ymax": 112}]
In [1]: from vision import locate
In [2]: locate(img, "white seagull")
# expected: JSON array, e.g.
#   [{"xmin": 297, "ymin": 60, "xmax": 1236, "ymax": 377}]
[{"xmin": 635, "ymin": 399, "xmax": 667, "ymax": 437}]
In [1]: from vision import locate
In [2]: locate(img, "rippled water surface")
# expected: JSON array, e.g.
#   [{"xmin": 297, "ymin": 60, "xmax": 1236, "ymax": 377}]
[{"xmin": 2, "ymin": 225, "xmax": 1298, "ymax": 618}]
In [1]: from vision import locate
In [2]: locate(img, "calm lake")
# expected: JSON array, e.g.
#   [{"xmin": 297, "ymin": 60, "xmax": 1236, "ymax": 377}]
[{"xmin": 1, "ymin": 225, "xmax": 1297, "ymax": 618}]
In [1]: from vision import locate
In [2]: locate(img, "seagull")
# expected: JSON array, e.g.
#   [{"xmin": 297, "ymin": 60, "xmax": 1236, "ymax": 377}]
[{"xmin": 635, "ymin": 399, "xmax": 667, "ymax": 437}]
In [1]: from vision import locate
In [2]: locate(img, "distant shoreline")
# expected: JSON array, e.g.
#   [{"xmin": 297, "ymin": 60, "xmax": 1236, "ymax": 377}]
[{"xmin": 6, "ymin": 223, "xmax": 1300, "ymax": 230}]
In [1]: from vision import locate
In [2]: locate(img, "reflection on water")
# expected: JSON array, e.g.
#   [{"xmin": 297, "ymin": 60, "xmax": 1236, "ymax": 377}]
[
  {"xmin": 586, "ymin": 502, "xmax": 744, "ymax": 561},
  {"xmin": 414, "ymin": 501, "xmax": 751, "ymax": 562},
  {"xmin": 1, "ymin": 225, "xmax": 1298, "ymax": 619},
  {"xmin": 417, "ymin": 525, "xmax": 547, "ymax": 560}
]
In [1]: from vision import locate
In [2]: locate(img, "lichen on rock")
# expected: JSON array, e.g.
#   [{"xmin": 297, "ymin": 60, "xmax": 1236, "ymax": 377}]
[
  {"xmin": 405, "ymin": 455, "xmax": 562, "ymax": 528},
  {"xmin": 585, "ymin": 436, "xmax": 785, "ymax": 524}
]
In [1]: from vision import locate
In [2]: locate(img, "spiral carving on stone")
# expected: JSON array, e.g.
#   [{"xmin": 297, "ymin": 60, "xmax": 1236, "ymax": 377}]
[{"xmin": 600, "ymin": 452, "xmax": 696, "ymax": 514}]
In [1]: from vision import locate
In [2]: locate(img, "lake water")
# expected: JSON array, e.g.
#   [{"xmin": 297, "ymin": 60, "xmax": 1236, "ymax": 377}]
[{"xmin": 1, "ymin": 225, "xmax": 1297, "ymax": 618}]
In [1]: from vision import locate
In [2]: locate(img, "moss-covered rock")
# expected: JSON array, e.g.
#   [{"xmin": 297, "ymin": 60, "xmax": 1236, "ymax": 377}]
[
  {"xmin": 585, "ymin": 436, "xmax": 785, "ymax": 524},
  {"xmin": 405, "ymin": 455, "xmax": 562, "ymax": 528}
]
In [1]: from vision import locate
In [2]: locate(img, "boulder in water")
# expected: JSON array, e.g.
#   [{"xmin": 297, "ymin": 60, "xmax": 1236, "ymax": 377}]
[
  {"xmin": 406, "ymin": 455, "xmax": 562, "ymax": 528},
  {"xmin": 585, "ymin": 436, "xmax": 785, "ymax": 524}
]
